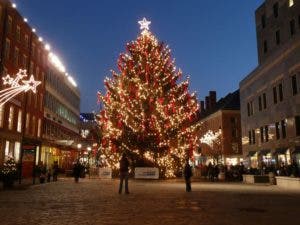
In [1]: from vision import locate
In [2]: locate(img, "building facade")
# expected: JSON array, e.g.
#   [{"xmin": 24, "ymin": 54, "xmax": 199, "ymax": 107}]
[
  {"xmin": 240, "ymin": 0, "xmax": 300, "ymax": 168},
  {"xmin": 41, "ymin": 62, "xmax": 80, "ymax": 171},
  {"xmin": 196, "ymin": 90, "xmax": 243, "ymax": 166},
  {"xmin": 0, "ymin": 0, "xmax": 80, "ymax": 177}
]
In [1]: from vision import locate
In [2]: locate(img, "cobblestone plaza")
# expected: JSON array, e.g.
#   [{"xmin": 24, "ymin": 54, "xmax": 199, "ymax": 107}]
[{"xmin": 0, "ymin": 179, "xmax": 299, "ymax": 225}]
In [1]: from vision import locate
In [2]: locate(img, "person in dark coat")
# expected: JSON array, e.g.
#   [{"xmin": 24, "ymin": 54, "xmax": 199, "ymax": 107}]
[
  {"xmin": 119, "ymin": 153, "xmax": 130, "ymax": 194},
  {"xmin": 73, "ymin": 160, "xmax": 81, "ymax": 183},
  {"xmin": 52, "ymin": 161, "xmax": 59, "ymax": 182},
  {"xmin": 184, "ymin": 159, "xmax": 193, "ymax": 192}
]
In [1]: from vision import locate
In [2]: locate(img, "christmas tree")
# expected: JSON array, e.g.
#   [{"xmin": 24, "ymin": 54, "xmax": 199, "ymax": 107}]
[{"xmin": 98, "ymin": 18, "xmax": 201, "ymax": 177}]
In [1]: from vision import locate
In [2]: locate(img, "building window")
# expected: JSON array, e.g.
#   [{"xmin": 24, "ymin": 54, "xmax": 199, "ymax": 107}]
[
  {"xmin": 292, "ymin": 74, "xmax": 298, "ymax": 95},
  {"xmin": 289, "ymin": 0, "xmax": 294, "ymax": 7},
  {"xmin": 7, "ymin": 16, "xmax": 12, "ymax": 33},
  {"xmin": 16, "ymin": 26, "xmax": 21, "ymax": 41},
  {"xmin": 29, "ymin": 61, "xmax": 34, "ymax": 75},
  {"xmin": 258, "ymin": 96, "xmax": 262, "ymax": 111},
  {"xmin": 32, "ymin": 116, "xmax": 36, "ymax": 136},
  {"xmin": 275, "ymin": 122, "xmax": 280, "ymax": 139},
  {"xmin": 281, "ymin": 120, "xmax": 286, "ymax": 139},
  {"xmin": 263, "ymin": 40, "xmax": 268, "ymax": 53},
  {"xmin": 298, "ymin": 15, "xmax": 300, "ymax": 29},
  {"xmin": 263, "ymin": 93, "xmax": 267, "ymax": 109},
  {"xmin": 296, "ymin": 116, "xmax": 300, "ymax": 136},
  {"xmin": 250, "ymin": 101, "xmax": 253, "ymax": 115},
  {"xmin": 14, "ymin": 142, "xmax": 20, "ymax": 162},
  {"xmin": 22, "ymin": 55, "xmax": 27, "ymax": 69},
  {"xmin": 261, "ymin": 14, "xmax": 266, "ymax": 28},
  {"xmin": 17, "ymin": 110, "xmax": 22, "ymax": 132},
  {"xmin": 14, "ymin": 47, "xmax": 19, "ymax": 67},
  {"xmin": 260, "ymin": 127, "xmax": 264, "ymax": 143},
  {"xmin": 265, "ymin": 125, "xmax": 269, "ymax": 142},
  {"xmin": 37, "ymin": 119, "xmax": 41, "ymax": 138},
  {"xmin": 273, "ymin": 2, "xmax": 279, "ymax": 18},
  {"xmin": 252, "ymin": 129, "xmax": 256, "ymax": 144},
  {"xmin": 278, "ymin": 83, "xmax": 283, "ymax": 101},
  {"xmin": 249, "ymin": 131, "xmax": 252, "ymax": 145},
  {"xmin": 24, "ymin": 35, "xmax": 29, "ymax": 49},
  {"xmin": 32, "ymin": 43, "xmax": 36, "ymax": 58},
  {"xmin": 231, "ymin": 117, "xmax": 237, "ymax": 138},
  {"xmin": 4, "ymin": 39, "xmax": 10, "ymax": 61},
  {"xmin": 247, "ymin": 102, "xmax": 250, "ymax": 116},
  {"xmin": 273, "ymin": 87, "xmax": 278, "ymax": 104},
  {"xmin": 8, "ymin": 106, "xmax": 14, "ymax": 130},
  {"xmin": 275, "ymin": 30, "xmax": 280, "ymax": 45},
  {"xmin": 25, "ymin": 113, "xmax": 30, "ymax": 134},
  {"xmin": 290, "ymin": 19, "xmax": 296, "ymax": 36},
  {"xmin": 0, "ymin": 105, "xmax": 4, "ymax": 127},
  {"xmin": 5, "ymin": 141, "xmax": 10, "ymax": 157}
]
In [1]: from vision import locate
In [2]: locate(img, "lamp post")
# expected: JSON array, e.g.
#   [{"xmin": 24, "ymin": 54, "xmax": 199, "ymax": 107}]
[{"xmin": 77, "ymin": 143, "xmax": 82, "ymax": 161}]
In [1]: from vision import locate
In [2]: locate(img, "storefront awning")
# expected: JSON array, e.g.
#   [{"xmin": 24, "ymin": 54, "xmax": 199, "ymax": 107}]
[
  {"xmin": 275, "ymin": 148, "xmax": 287, "ymax": 154},
  {"xmin": 259, "ymin": 149, "xmax": 270, "ymax": 155},
  {"xmin": 247, "ymin": 151, "xmax": 257, "ymax": 157}
]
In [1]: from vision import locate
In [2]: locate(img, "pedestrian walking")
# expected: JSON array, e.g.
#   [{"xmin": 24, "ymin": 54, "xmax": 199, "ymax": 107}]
[
  {"xmin": 184, "ymin": 159, "xmax": 193, "ymax": 192},
  {"xmin": 119, "ymin": 153, "xmax": 130, "ymax": 194}
]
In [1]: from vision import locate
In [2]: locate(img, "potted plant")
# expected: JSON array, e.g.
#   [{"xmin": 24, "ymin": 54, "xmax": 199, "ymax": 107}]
[{"xmin": 0, "ymin": 157, "xmax": 18, "ymax": 189}]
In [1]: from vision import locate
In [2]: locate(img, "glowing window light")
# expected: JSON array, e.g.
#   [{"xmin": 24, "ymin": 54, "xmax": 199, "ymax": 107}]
[{"xmin": 289, "ymin": 0, "xmax": 294, "ymax": 7}]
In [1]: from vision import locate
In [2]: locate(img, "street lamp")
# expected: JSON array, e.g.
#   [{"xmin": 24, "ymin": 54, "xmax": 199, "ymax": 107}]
[{"xmin": 77, "ymin": 143, "xmax": 82, "ymax": 160}]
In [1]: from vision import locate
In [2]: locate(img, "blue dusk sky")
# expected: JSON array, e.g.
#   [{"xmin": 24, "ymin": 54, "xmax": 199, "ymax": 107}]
[{"xmin": 15, "ymin": 0, "xmax": 263, "ymax": 112}]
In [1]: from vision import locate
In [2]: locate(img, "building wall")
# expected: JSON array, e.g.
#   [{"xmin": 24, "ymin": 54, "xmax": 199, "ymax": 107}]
[
  {"xmin": 0, "ymin": 0, "xmax": 45, "ymax": 167},
  {"xmin": 240, "ymin": 0, "xmax": 300, "ymax": 167},
  {"xmin": 198, "ymin": 110, "xmax": 242, "ymax": 165}
]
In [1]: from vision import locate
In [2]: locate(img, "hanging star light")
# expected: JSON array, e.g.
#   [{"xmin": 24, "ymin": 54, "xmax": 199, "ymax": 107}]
[
  {"xmin": 138, "ymin": 17, "xmax": 151, "ymax": 35},
  {"xmin": 0, "ymin": 69, "xmax": 41, "ymax": 107}
]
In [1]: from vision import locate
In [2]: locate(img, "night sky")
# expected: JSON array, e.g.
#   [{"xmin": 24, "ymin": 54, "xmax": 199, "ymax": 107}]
[{"xmin": 15, "ymin": 0, "xmax": 263, "ymax": 112}]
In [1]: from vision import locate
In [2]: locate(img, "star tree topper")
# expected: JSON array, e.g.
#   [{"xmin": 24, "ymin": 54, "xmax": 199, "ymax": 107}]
[{"xmin": 138, "ymin": 17, "xmax": 151, "ymax": 35}]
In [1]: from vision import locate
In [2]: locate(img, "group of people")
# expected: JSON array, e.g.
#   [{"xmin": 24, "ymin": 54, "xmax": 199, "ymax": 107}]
[
  {"xmin": 117, "ymin": 153, "xmax": 193, "ymax": 194},
  {"xmin": 36, "ymin": 161, "xmax": 59, "ymax": 183}
]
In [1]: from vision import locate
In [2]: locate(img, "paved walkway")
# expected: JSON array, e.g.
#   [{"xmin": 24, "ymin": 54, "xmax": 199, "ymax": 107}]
[{"xmin": 0, "ymin": 178, "xmax": 299, "ymax": 225}]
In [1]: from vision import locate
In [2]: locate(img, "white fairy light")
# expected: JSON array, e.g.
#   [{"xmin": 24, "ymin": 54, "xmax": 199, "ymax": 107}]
[
  {"xmin": 24, "ymin": 18, "xmax": 28, "ymax": 22},
  {"xmin": 12, "ymin": 3, "xmax": 17, "ymax": 8},
  {"xmin": 45, "ymin": 43, "xmax": 51, "ymax": 51}
]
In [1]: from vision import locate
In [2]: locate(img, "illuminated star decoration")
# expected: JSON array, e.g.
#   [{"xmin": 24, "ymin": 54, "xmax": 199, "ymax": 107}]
[
  {"xmin": 0, "ymin": 69, "xmax": 41, "ymax": 107},
  {"xmin": 2, "ymin": 75, "xmax": 13, "ymax": 85},
  {"xmin": 138, "ymin": 17, "xmax": 151, "ymax": 35},
  {"xmin": 22, "ymin": 75, "xmax": 41, "ymax": 93}
]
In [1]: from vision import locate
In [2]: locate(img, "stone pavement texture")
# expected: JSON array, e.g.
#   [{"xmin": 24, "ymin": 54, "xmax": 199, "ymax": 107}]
[{"xmin": 0, "ymin": 178, "xmax": 299, "ymax": 225}]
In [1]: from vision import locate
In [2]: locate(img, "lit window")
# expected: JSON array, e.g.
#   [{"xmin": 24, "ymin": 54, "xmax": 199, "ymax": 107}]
[
  {"xmin": 5, "ymin": 141, "xmax": 10, "ymax": 157},
  {"xmin": 8, "ymin": 106, "xmax": 14, "ymax": 130},
  {"xmin": 25, "ymin": 113, "xmax": 30, "ymax": 134},
  {"xmin": 17, "ymin": 110, "xmax": 22, "ymax": 132},
  {"xmin": 289, "ymin": 0, "xmax": 294, "ymax": 7},
  {"xmin": 0, "ymin": 105, "xmax": 4, "ymax": 127},
  {"xmin": 37, "ymin": 119, "xmax": 41, "ymax": 137},
  {"xmin": 14, "ymin": 142, "xmax": 20, "ymax": 162}
]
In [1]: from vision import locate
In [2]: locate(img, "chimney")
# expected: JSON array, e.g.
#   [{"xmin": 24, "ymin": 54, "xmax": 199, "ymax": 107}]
[
  {"xmin": 205, "ymin": 96, "xmax": 210, "ymax": 111},
  {"xmin": 209, "ymin": 91, "xmax": 216, "ymax": 110}
]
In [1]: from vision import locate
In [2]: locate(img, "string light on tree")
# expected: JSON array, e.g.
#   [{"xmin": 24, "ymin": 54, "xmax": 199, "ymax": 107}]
[
  {"xmin": 97, "ymin": 18, "xmax": 202, "ymax": 178},
  {"xmin": 0, "ymin": 69, "xmax": 41, "ymax": 107}
]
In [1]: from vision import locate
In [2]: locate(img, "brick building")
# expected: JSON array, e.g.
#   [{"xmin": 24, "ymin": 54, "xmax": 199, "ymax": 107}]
[
  {"xmin": 240, "ymin": 0, "xmax": 300, "ymax": 168},
  {"xmin": 0, "ymin": 0, "xmax": 80, "ymax": 177},
  {"xmin": 196, "ymin": 90, "xmax": 242, "ymax": 166}
]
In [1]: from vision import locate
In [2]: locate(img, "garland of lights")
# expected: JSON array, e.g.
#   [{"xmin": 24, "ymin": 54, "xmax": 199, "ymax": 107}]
[
  {"xmin": 0, "ymin": 69, "xmax": 41, "ymax": 107},
  {"xmin": 97, "ymin": 18, "xmax": 202, "ymax": 178}
]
